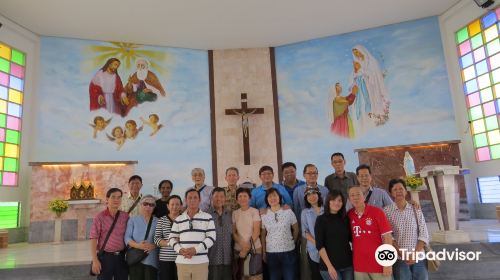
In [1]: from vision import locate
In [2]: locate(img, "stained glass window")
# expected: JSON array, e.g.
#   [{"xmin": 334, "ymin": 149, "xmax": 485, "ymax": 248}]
[
  {"xmin": 0, "ymin": 202, "xmax": 20, "ymax": 228},
  {"xmin": 0, "ymin": 43, "xmax": 25, "ymax": 186},
  {"xmin": 456, "ymin": 8, "xmax": 500, "ymax": 161}
]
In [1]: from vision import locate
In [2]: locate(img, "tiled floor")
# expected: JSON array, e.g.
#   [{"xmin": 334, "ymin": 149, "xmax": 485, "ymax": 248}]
[{"xmin": 0, "ymin": 219, "xmax": 499, "ymax": 269}]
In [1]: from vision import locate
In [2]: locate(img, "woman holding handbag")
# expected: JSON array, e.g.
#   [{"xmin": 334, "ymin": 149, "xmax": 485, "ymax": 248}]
[
  {"xmin": 384, "ymin": 179, "xmax": 430, "ymax": 280},
  {"xmin": 124, "ymin": 195, "xmax": 159, "ymax": 280},
  {"xmin": 233, "ymin": 188, "xmax": 263, "ymax": 280}
]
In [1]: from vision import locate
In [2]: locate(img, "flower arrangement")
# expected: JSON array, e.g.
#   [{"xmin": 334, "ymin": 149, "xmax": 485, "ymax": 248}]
[
  {"xmin": 405, "ymin": 175, "xmax": 424, "ymax": 191},
  {"xmin": 48, "ymin": 198, "xmax": 69, "ymax": 216}
]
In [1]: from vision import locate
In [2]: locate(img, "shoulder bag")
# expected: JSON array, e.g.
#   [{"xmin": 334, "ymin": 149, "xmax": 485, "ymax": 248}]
[{"xmin": 125, "ymin": 216, "xmax": 154, "ymax": 266}]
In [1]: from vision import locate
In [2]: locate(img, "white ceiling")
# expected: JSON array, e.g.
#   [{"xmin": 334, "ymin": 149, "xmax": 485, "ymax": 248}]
[{"xmin": 0, "ymin": 0, "xmax": 461, "ymax": 50}]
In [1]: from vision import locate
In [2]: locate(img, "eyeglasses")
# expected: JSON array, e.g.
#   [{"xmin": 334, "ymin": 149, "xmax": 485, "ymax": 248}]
[
  {"xmin": 142, "ymin": 202, "xmax": 155, "ymax": 208},
  {"xmin": 217, "ymin": 215, "xmax": 223, "ymax": 227},
  {"xmin": 189, "ymin": 219, "xmax": 194, "ymax": 230},
  {"xmin": 305, "ymin": 172, "xmax": 318, "ymax": 175},
  {"xmin": 274, "ymin": 212, "xmax": 279, "ymax": 222}
]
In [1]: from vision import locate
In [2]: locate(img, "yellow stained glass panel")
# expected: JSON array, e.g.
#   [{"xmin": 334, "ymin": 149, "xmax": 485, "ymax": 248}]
[
  {"xmin": 0, "ymin": 44, "xmax": 11, "ymax": 60},
  {"xmin": 4, "ymin": 144, "xmax": 18, "ymax": 158},
  {"xmin": 8, "ymin": 89, "xmax": 22, "ymax": 104},
  {"xmin": 469, "ymin": 20, "xmax": 482, "ymax": 36}
]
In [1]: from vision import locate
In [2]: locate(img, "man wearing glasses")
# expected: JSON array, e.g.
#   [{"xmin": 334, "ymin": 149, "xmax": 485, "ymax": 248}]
[
  {"xmin": 293, "ymin": 164, "xmax": 329, "ymax": 280},
  {"xmin": 169, "ymin": 189, "xmax": 216, "ymax": 280},
  {"xmin": 324, "ymin": 152, "xmax": 358, "ymax": 199},
  {"xmin": 250, "ymin": 165, "xmax": 292, "ymax": 210}
]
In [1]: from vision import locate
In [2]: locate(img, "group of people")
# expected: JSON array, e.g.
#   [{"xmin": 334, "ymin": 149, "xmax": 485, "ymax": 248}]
[{"xmin": 90, "ymin": 152, "xmax": 430, "ymax": 280}]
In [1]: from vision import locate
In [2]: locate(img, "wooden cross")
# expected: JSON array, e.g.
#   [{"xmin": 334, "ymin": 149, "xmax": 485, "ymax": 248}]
[{"xmin": 225, "ymin": 93, "xmax": 264, "ymax": 165}]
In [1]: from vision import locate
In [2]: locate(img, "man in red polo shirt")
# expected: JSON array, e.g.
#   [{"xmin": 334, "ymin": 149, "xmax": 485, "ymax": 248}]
[
  {"xmin": 348, "ymin": 185, "xmax": 393, "ymax": 280},
  {"xmin": 90, "ymin": 188, "xmax": 130, "ymax": 279}
]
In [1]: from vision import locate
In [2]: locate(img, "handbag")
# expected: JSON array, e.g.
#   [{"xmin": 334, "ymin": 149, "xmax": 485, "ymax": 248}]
[
  {"xmin": 125, "ymin": 216, "xmax": 154, "ymax": 266},
  {"xmin": 243, "ymin": 239, "xmax": 263, "ymax": 276},
  {"xmin": 412, "ymin": 205, "xmax": 440, "ymax": 272},
  {"xmin": 90, "ymin": 211, "xmax": 121, "ymax": 276}
]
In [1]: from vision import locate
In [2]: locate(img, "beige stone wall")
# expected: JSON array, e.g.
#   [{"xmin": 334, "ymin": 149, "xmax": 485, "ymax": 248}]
[{"xmin": 212, "ymin": 48, "xmax": 279, "ymax": 187}]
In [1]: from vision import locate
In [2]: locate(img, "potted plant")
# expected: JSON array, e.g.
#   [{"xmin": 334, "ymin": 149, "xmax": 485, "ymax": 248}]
[
  {"xmin": 405, "ymin": 175, "xmax": 424, "ymax": 191},
  {"xmin": 48, "ymin": 198, "xmax": 69, "ymax": 218}
]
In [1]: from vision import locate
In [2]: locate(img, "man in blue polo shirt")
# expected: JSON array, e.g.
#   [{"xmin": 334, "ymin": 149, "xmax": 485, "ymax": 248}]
[{"xmin": 250, "ymin": 165, "xmax": 292, "ymax": 209}]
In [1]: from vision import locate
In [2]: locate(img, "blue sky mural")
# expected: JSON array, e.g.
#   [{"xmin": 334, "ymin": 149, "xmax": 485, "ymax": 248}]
[
  {"xmin": 276, "ymin": 16, "xmax": 458, "ymax": 181},
  {"xmin": 34, "ymin": 37, "xmax": 211, "ymax": 194}
]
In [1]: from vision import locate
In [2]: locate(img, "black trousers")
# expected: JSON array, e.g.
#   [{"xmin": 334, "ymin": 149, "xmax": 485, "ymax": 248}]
[
  {"xmin": 159, "ymin": 260, "xmax": 178, "ymax": 280},
  {"xmin": 307, "ymin": 254, "xmax": 322, "ymax": 280},
  {"xmin": 97, "ymin": 252, "xmax": 128, "ymax": 280},
  {"xmin": 129, "ymin": 262, "xmax": 158, "ymax": 280}
]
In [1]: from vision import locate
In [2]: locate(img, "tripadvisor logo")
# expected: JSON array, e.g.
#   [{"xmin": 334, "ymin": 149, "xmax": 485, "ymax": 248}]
[
  {"xmin": 375, "ymin": 244, "xmax": 398, "ymax": 266},
  {"xmin": 375, "ymin": 244, "xmax": 482, "ymax": 266}
]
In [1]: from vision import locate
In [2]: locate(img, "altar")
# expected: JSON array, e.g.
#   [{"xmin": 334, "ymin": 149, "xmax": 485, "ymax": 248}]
[{"xmin": 27, "ymin": 161, "xmax": 137, "ymax": 243}]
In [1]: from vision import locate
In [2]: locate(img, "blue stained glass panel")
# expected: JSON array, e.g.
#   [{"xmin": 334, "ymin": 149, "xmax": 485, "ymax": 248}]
[
  {"xmin": 461, "ymin": 53, "xmax": 474, "ymax": 68},
  {"xmin": 9, "ymin": 77, "xmax": 23, "ymax": 92},
  {"xmin": 476, "ymin": 60, "xmax": 489, "ymax": 76},
  {"xmin": 465, "ymin": 79, "xmax": 479, "ymax": 94},
  {"xmin": 482, "ymin": 12, "xmax": 497, "ymax": 29},
  {"xmin": 0, "ymin": 87, "xmax": 7, "ymax": 100}
]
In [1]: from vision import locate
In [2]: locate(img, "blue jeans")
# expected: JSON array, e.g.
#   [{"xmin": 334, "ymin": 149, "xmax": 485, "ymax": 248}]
[
  {"xmin": 320, "ymin": 266, "xmax": 354, "ymax": 280},
  {"xmin": 266, "ymin": 250, "xmax": 297, "ymax": 280},
  {"xmin": 393, "ymin": 259, "xmax": 428, "ymax": 280}
]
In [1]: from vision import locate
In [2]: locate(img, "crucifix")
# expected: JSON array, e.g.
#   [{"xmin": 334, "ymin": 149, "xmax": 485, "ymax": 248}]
[{"xmin": 225, "ymin": 93, "xmax": 264, "ymax": 165}]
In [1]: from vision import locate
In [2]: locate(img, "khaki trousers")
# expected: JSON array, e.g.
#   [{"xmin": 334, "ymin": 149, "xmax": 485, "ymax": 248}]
[
  {"xmin": 177, "ymin": 263, "xmax": 209, "ymax": 280},
  {"xmin": 354, "ymin": 271, "xmax": 392, "ymax": 280}
]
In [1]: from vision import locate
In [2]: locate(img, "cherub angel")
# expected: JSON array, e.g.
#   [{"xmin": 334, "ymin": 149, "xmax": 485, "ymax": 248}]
[
  {"xmin": 140, "ymin": 114, "xmax": 163, "ymax": 136},
  {"xmin": 124, "ymin": 119, "xmax": 143, "ymax": 140},
  {"xmin": 90, "ymin": 116, "xmax": 112, "ymax": 138},
  {"xmin": 106, "ymin": 126, "xmax": 126, "ymax": 150}
]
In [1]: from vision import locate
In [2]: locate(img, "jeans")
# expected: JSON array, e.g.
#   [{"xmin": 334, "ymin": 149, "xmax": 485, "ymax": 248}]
[
  {"xmin": 266, "ymin": 250, "xmax": 297, "ymax": 280},
  {"xmin": 393, "ymin": 259, "xmax": 428, "ymax": 280},
  {"xmin": 320, "ymin": 266, "xmax": 354, "ymax": 280}
]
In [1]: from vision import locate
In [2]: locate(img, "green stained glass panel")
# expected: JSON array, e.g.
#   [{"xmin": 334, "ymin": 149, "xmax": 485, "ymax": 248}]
[
  {"xmin": 5, "ymin": 130, "xmax": 19, "ymax": 144},
  {"xmin": 0, "ymin": 202, "xmax": 19, "ymax": 229},
  {"xmin": 0, "ymin": 114, "xmax": 5, "ymax": 128},
  {"xmin": 11, "ymin": 49, "xmax": 25, "ymax": 66},
  {"xmin": 0, "ymin": 58, "xmax": 9, "ymax": 73},
  {"xmin": 485, "ymin": 115, "xmax": 499, "ymax": 130},
  {"xmin": 469, "ymin": 106, "xmax": 484, "ymax": 121},
  {"xmin": 457, "ymin": 27, "xmax": 469, "ymax": 44},
  {"xmin": 4, "ymin": 157, "xmax": 17, "ymax": 172},
  {"xmin": 474, "ymin": 133, "xmax": 489, "ymax": 147},
  {"xmin": 491, "ymin": 144, "xmax": 500, "ymax": 159},
  {"xmin": 471, "ymin": 33, "xmax": 484, "ymax": 49},
  {"xmin": 0, "ymin": 143, "xmax": 5, "ymax": 157}
]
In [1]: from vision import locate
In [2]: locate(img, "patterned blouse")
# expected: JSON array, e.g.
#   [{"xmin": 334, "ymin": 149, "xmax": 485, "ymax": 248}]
[{"xmin": 384, "ymin": 202, "xmax": 429, "ymax": 252}]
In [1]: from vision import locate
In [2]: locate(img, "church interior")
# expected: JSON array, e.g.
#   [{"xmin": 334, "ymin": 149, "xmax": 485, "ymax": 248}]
[{"xmin": 1, "ymin": 0, "xmax": 500, "ymax": 279}]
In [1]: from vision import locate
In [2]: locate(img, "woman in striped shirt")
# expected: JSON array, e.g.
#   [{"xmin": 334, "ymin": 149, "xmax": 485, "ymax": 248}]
[{"xmin": 154, "ymin": 195, "xmax": 183, "ymax": 280}]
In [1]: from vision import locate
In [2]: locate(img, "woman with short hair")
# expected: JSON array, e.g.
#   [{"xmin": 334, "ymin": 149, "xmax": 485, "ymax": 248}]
[
  {"xmin": 261, "ymin": 188, "xmax": 299, "ymax": 280},
  {"xmin": 125, "ymin": 194, "xmax": 159, "ymax": 280},
  {"xmin": 384, "ymin": 179, "xmax": 429, "ymax": 280}
]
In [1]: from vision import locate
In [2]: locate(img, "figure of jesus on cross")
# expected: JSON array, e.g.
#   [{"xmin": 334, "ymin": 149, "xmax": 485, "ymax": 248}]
[{"xmin": 225, "ymin": 93, "xmax": 264, "ymax": 165}]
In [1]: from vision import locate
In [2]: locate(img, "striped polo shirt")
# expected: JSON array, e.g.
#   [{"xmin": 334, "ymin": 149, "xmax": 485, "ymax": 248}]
[
  {"xmin": 168, "ymin": 209, "xmax": 216, "ymax": 264},
  {"xmin": 90, "ymin": 208, "xmax": 129, "ymax": 252},
  {"xmin": 153, "ymin": 215, "xmax": 177, "ymax": 262}
]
